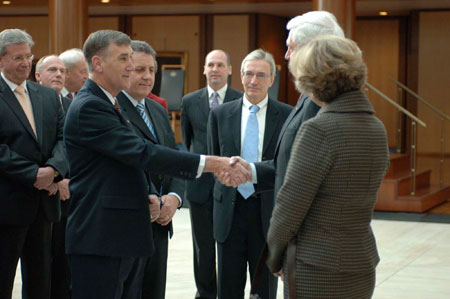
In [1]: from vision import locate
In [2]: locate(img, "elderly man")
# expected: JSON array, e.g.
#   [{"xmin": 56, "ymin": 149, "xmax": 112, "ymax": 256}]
[
  {"xmin": 64, "ymin": 30, "xmax": 246, "ymax": 299},
  {"xmin": 0, "ymin": 29, "xmax": 67, "ymax": 299},
  {"xmin": 35, "ymin": 54, "xmax": 72, "ymax": 299},
  {"xmin": 181, "ymin": 49, "xmax": 241, "ymax": 299},
  {"xmin": 59, "ymin": 48, "xmax": 88, "ymax": 99},
  {"xmin": 116, "ymin": 40, "xmax": 183, "ymax": 299},
  {"xmin": 207, "ymin": 49, "xmax": 292, "ymax": 299}
]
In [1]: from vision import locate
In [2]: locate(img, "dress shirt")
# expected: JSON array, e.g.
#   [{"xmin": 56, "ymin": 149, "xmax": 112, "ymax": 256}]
[
  {"xmin": 207, "ymin": 84, "xmax": 228, "ymax": 107},
  {"xmin": 240, "ymin": 95, "xmax": 268, "ymax": 162},
  {"xmin": 1, "ymin": 72, "xmax": 33, "ymax": 114}
]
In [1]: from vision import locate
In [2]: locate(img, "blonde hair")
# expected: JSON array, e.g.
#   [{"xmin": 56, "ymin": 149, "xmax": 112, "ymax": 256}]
[{"xmin": 289, "ymin": 35, "xmax": 367, "ymax": 103}]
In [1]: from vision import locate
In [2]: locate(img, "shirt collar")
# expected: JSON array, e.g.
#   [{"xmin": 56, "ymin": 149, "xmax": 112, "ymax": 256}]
[
  {"xmin": 123, "ymin": 91, "xmax": 145, "ymax": 107},
  {"xmin": 207, "ymin": 84, "xmax": 228, "ymax": 101},
  {"xmin": 1, "ymin": 72, "xmax": 28, "ymax": 94},
  {"xmin": 242, "ymin": 93, "xmax": 268, "ymax": 111},
  {"xmin": 97, "ymin": 85, "xmax": 117, "ymax": 106}
]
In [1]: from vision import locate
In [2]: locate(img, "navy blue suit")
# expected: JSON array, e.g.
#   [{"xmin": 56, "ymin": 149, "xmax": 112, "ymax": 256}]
[{"xmin": 64, "ymin": 79, "xmax": 200, "ymax": 298}]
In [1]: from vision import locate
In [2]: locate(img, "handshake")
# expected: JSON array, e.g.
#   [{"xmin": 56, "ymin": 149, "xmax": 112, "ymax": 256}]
[{"xmin": 206, "ymin": 156, "xmax": 252, "ymax": 187}]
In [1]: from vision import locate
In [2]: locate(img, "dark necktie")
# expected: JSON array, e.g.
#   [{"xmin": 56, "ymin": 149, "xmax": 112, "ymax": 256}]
[
  {"xmin": 114, "ymin": 100, "xmax": 121, "ymax": 114},
  {"xmin": 67, "ymin": 93, "xmax": 73, "ymax": 100}
]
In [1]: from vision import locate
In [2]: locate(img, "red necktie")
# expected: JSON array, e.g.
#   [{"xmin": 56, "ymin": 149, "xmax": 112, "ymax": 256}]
[{"xmin": 114, "ymin": 100, "xmax": 121, "ymax": 114}]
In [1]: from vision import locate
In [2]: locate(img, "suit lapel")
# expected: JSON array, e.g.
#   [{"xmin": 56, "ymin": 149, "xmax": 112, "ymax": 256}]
[
  {"xmin": 27, "ymin": 82, "xmax": 44, "ymax": 146},
  {"xmin": 0, "ymin": 78, "xmax": 38, "ymax": 143},
  {"xmin": 262, "ymin": 98, "xmax": 279, "ymax": 155},
  {"xmin": 145, "ymin": 98, "xmax": 163, "ymax": 144},
  {"xmin": 200, "ymin": 88, "xmax": 210, "ymax": 120},
  {"xmin": 223, "ymin": 87, "xmax": 237, "ymax": 104},
  {"xmin": 230, "ymin": 98, "xmax": 243, "ymax": 154},
  {"xmin": 117, "ymin": 93, "xmax": 157, "ymax": 143}
]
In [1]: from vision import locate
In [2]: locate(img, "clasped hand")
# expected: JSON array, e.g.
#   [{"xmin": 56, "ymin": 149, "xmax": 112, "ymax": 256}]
[{"xmin": 215, "ymin": 156, "xmax": 252, "ymax": 187}]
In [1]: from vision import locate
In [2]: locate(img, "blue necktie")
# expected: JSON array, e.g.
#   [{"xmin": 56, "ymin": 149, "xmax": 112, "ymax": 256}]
[
  {"xmin": 237, "ymin": 105, "xmax": 260, "ymax": 199},
  {"xmin": 210, "ymin": 91, "xmax": 219, "ymax": 109},
  {"xmin": 136, "ymin": 102, "xmax": 158, "ymax": 141}
]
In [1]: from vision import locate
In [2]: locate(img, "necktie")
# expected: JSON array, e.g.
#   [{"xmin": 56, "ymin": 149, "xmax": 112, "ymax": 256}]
[
  {"xmin": 237, "ymin": 105, "xmax": 260, "ymax": 199},
  {"xmin": 136, "ymin": 102, "xmax": 158, "ymax": 141},
  {"xmin": 67, "ymin": 93, "xmax": 73, "ymax": 100},
  {"xmin": 15, "ymin": 86, "xmax": 37, "ymax": 137},
  {"xmin": 210, "ymin": 91, "xmax": 219, "ymax": 109},
  {"xmin": 114, "ymin": 99, "xmax": 121, "ymax": 114}
]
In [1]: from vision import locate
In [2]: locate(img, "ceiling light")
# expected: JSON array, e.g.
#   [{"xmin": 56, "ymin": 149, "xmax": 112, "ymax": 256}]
[
  {"xmin": 101, "ymin": 0, "xmax": 110, "ymax": 3},
  {"xmin": 3, "ymin": 1, "xmax": 11, "ymax": 4},
  {"xmin": 379, "ymin": 11, "xmax": 388, "ymax": 16}
]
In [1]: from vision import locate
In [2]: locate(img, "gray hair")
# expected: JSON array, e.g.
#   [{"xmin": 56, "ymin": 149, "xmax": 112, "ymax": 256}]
[
  {"xmin": 131, "ymin": 40, "xmax": 158, "ymax": 71},
  {"xmin": 59, "ymin": 48, "xmax": 85, "ymax": 70},
  {"xmin": 241, "ymin": 49, "xmax": 276, "ymax": 76},
  {"xmin": 0, "ymin": 29, "xmax": 34, "ymax": 56},
  {"xmin": 287, "ymin": 11, "xmax": 345, "ymax": 48},
  {"xmin": 83, "ymin": 30, "xmax": 131, "ymax": 73},
  {"xmin": 36, "ymin": 55, "xmax": 51, "ymax": 73}
]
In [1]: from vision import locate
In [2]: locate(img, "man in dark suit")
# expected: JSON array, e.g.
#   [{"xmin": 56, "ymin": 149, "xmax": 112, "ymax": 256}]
[
  {"xmin": 219, "ymin": 11, "xmax": 345, "ymax": 212},
  {"xmin": 180, "ymin": 49, "xmax": 242, "ymax": 299},
  {"xmin": 207, "ymin": 49, "xmax": 292, "ymax": 299},
  {"xmin": 64, "ymin": 30, "xmax": 243, "ymax": 299},
  {"xmin": 116, "ymin": 40, "xmax": 184, "ymax": 299},
  {"xmin": 59, "ymin": 48, "xmax": 88, "ymax": 100},
  {"xmin": 0, "ymin": 29, "xmax": 68, "ymax": 299},
  {"xmin": 35, "ymin": 54, "xmax": 72, "ymax": 299}
]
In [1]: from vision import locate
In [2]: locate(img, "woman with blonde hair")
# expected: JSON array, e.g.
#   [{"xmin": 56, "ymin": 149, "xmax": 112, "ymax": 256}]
[{"xmin": 266, "ymin": 35, "xmax": 390, "ymax": 298}]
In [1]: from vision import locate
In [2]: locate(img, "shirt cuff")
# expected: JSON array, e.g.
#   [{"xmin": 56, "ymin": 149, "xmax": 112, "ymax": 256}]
[
  {"xmin": 168, "ymin": 192, "xmax": 183, "ymax": 208},
  {"xmin": 196, "ymin": 155, "xmax": 206, "ymax": 178},
  {"xmin": 250, "ymin": 163, "xmax": 258, "ymax": 184}
]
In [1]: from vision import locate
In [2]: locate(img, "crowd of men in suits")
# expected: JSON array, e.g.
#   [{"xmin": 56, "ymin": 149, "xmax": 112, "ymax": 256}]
[{"xmin": 0, "ymin": 10, "xmax": 345, "ymax": 299}]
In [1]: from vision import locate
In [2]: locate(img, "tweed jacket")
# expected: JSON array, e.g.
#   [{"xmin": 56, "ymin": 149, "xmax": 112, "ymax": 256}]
[{"xmin": 266, "ymin": 90, "xmax": 390, "ymax": 274}]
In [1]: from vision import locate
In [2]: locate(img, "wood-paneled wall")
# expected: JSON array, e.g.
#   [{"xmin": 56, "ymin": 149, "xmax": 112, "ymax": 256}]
[
  {"xmin": 0, "ymin": 16, "xmax": 49, "ymax": 58},
  {"xmin": 131, "ymin": 16, "xmax": 201, "ymax": 93},
  {"xmin": 354, "ymin": 18, "xmax": 401, "ymax": 149},
  {"xmin": 417, "ymin": 11, "xmax": 450, "ymax": 155},
  {"xmin": 213, "ymin": 15, "xmax": 250, "ymax": 92},
  {"xmin": 88, "ymin": 16, "xmax": 119, "ymax": 34}
]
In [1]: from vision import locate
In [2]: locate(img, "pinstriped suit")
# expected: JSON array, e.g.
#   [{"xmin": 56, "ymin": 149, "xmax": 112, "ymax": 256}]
[{"xmin": 266, "ymin": 91, "xmax": 390, "ymax": 298}]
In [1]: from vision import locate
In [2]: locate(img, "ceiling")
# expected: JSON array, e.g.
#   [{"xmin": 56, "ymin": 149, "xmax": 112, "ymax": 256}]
[{"xmin": 1, "ymin": 0, "xmax": 449, "ymax": 17}]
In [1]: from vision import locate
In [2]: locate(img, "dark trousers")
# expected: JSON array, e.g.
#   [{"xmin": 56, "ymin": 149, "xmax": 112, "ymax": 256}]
[
  {"xmin": 217, "ymin": 195, "xmax": 277, "ymax": 299},
  {"xmin": 50, "ymin": 214, "xmax": 71, "ymax": 299},
  {"xmin": 68, "ymin": 254, "xmax": 146, "ymax": 299},
  {"xmin": 141, "ymin": 222, "xmax": 169, "ymax": 299},
  {"xmin": 0, "ymin": 204, "xmax": 52, "ymax": 299},
  {"xmin": 188, "ymin": 200, "xmax": 217, "ymax": 299}
]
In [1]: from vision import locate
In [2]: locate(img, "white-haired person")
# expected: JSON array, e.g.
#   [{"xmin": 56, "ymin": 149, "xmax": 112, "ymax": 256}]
[{"xmin": 266, "ymin": 35, "xmax": 390, "ymax": 298}]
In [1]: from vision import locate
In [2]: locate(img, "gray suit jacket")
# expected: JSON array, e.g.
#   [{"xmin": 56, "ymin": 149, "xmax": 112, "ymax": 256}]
[
  {"xmin": 180, "ymin": 86, "xmax": 242, "ymax": 204},
  {"xmin": 266, "ymin": 90, "xmax": 390, "ymax": 275},
  {"xmin": 207, "ymin": 97, "xmax": 292, "ymax": 242}
]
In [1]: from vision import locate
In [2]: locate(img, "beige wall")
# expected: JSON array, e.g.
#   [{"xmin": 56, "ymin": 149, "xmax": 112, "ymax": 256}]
[
  {"xmin": 354, "ymin": 19, "xmax": 400, "ymax": 149},
  {"xmin": 417, "ymin": 11, "xmax": 450, "ymax": 155},
  {"xmin": 131, "ymin": 16, "xmax": 200, "ymax": 93},
  {"xmin": 0, "ymin": 16, "xmax": 49, "ymax": 58},
  {"xmin": 213, "ymin": 15, "xmax": 249, "ymax": 92}
]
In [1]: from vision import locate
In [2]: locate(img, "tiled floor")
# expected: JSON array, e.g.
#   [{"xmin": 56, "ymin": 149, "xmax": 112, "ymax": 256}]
[{"xmin": 13, "ymin": 208, "xmax": 450, "ymax": 298}]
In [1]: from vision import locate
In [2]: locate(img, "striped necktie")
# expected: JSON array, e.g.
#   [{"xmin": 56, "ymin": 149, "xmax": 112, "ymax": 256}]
[
  {"xmin": 210, "ymin": 91, "xmax": 219, "ymax": 109},
  {"xmin": 136, "ymin": 102, "xmax": 158, "ymax": 141},
  {"xmin": 237, "ymin": 105, "xmax": 260, "ymax": 199}
]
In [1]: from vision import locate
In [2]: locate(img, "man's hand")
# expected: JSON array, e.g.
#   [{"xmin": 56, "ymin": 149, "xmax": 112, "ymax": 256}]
[
  {"xmin": 34, "ymin": 166, "xmax": 56, "ymax": 190},
  {"xmin": 149, "ymin": 195, "xmax": 161, "ymax": 223},
  {"xmin": 156, "ymin": 194, "xmax": 179, "ymax": 226},
  {"xmin": 216, "ymin": 156, "xmax": 252, "ymax": 187},
  {"xmin": 57, "ymin": 179, "xmax": 70, "ymax": 201},
  {"xmin": 272, "ymin": 270, "xmax": 284, "ymax": 281},
  {"xmin": 45, "ymin": 183, "xmax": 58, "ymax": 196},
  {"xmin": 204, "ymin": 156, "xmax": 251, "ymax": 187}
]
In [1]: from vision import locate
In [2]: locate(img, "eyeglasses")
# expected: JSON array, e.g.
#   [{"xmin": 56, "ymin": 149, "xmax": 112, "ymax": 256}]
[
  {"xmin": 11, "ymin": 54, "xmax": 34, "ymax": 62},
  {"xmin": 242, "ymin": 71, "xmax": 270, "ymax": 80}
]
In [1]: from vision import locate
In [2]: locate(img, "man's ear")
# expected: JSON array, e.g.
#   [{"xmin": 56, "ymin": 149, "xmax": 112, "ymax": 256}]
[
  {"xmin": 228, "ymin": 65, "xmax": 232, "ymax": 75},
  {"xmin": 91, "ymin": 56, "xmax": 103, "ymax": 73},
  {"xmin": 35, "ymin": 72, "xmax": 41, "ymax": 83}
]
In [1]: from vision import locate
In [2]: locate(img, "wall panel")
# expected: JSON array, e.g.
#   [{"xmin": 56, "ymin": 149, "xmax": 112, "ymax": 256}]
[
  {"xmin": 417, "ymin": 11, "xmax": 450, "ymax": 155},
  {"xmin": 354, "ymin": 19, "xmax": 400, "ymax": 149},
  {"xmin": 88, "ymin": 16, "xmax": 119, "ymax": 34},
  {"xmin": 132, "ymin": 16, "xmax": 200, "ymax": 93},
  {"xmin": 213, "ymin": 15, "xmax": 249, "ymax": 92}
]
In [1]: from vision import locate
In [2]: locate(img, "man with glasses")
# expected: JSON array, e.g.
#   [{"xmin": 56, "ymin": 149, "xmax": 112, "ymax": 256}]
[
  {"xmin": 207, "ymin": 49, "xmax": 292, "ymax": 299},
  {"xmin": 0, "ymin": 29, "xmax": 68, "ymax": 299}
]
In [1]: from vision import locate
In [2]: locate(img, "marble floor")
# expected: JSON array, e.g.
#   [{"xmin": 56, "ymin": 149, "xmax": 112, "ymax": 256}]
[{"xmin": 12, "ymin": 208, "xmax": 450, "ymax": 299}]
